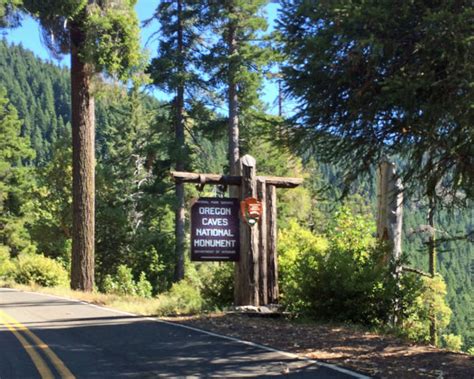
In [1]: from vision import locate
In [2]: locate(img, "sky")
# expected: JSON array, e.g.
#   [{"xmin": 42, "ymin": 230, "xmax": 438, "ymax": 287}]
[{"xmin": 2, "ymin": 1, "xmax": 281, "ymax": 114}]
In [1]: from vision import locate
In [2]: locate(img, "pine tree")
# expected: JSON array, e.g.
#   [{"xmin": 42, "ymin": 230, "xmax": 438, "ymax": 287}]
[
  {"xmin": 0, "ymin": 86, "xmax": 35, "ymax": 256},
  {"xmin": 20, "ymin": 0, "xmax": 143, "ymax": 291},
  {"xmin": 201, "ymin": 0, "xmax": 272, "ymax": 175},
  {"xmin": 147, "ymin": 0, "xmax": 206, "ymax": 281},
  {"xmin": 278, "ymin": 0, "xmax": 474, "ymax": 200}
]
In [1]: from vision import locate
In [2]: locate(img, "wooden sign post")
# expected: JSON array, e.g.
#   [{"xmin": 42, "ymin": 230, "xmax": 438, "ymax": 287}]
[{"xmin": 171, "ymin": 154, "xmax": 303, "ymax": 306}]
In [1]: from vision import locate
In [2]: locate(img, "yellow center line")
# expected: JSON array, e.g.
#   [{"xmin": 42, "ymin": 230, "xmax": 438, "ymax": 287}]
[
  {"xmin": 0, "ymin": 310, "xmax": 75, "ymax": 379},
  {"xmin": 0, "ymin": 312, "xmax": 54, "ymax": 379}
]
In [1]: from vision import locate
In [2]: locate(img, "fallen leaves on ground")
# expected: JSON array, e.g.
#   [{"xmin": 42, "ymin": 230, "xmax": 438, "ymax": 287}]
[{"xmin": 164, "ymin": 313, "xmax": 473, "ymax": 379}]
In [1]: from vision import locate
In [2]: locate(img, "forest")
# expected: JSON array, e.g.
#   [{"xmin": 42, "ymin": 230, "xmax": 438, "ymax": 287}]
[{"xmin": 0, "ymin": 0, "xmax": 472, "ymax": 354}]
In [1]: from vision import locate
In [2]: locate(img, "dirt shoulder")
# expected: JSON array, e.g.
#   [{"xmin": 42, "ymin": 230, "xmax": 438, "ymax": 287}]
[{"xmin": 165, "ymin": 313, "xmax": 473, "ymax": 379}]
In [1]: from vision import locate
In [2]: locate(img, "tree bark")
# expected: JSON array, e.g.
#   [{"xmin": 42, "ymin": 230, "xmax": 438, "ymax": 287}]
[
  {"xmin": 428, "ymin": 196, "xmax": 437, "ymax": 346},
  {"xmin": 267, "ymin": 184, "xmax": 279, "ymax": 303},
  {"xmin": 234, "ymin": 155, "xmax": 259, "ymax": 306},
  {"xmin": 70, "ymin": 21, "xmax": 95, "ymax": 292},
  {"xmin": 257, "ymin": 179, "xmax": 268, "ymax": 305},
  {"xmin": 376, "ymin": 158, "xmax": 403, "ymax": 263},
  {"xmin": 227, "ymin": 19, "xmax": 239, "ymax": 178},
  {"xmin": 174, "ymin": 0, "xmax": 186, "ymax": 282}
]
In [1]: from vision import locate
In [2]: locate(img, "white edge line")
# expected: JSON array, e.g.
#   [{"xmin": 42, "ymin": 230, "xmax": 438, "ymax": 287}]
[{"xmin": 3, "ymin": 288, "xmax": 371, "ymax": 379}]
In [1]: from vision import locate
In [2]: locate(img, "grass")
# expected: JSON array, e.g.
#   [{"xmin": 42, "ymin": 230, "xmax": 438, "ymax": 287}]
[{"xmin": 0, "ymin": 280, "xmax": 164, "ymax": 316}]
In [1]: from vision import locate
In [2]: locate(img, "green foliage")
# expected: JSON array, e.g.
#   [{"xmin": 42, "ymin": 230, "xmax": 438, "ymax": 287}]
[
  {"xmin": 135, "ymin": 272, "xmax": 153, "ymax": 299},
  {"xmin": 101, "ymin": 264, "xmax": 153, "ymax": 299},
  {"xmin": 0, "ymin": 85, "xmax": 36, "ymax": 256},
  {"xmin": 0, "ymin": 245, "xmax": 14, "ymax": 278},
  {"xmin": 84, "ymin": 1, "xmax": 145, "ymax": 81},
  {"xmin": 200, "ymin": 263, "xmax": 234, "ymax": 309},
  {"xmin": 201, "ymin": 0, "xmax": 274, "ymax": 143},
  {"xmin": 156, "ymin": 279, "xmax": 203, "ymax": 316},
  {"xmin": 278, "ymin": 0, "xmax": 474, "ymax": 199},
  {"xmin": 279, "ymin": 208, "xmax": 425, "ymax": 328},
  {"xmin": 278, "ymin": 219, "xmax": 328, "ymax": 310},
  {"xmin": 402, "ymin": 276, "xmax": 452, "ymax": 343},
  {"xmin": 22, "ymin": 0, "xmax": 144, "ymax": 81},
  {"xmin": 29, "ymin": 134, "xmax": 72, "ymax": 265},
  {"xmin": 442, "ymin": 334, "xmax": 463, "ymax": 352},
  {"xmin": 0, "ymin": 40, "xmax": 71, "ymax": 164},
  {"xmin": 12, "ymin": 253, "xmax": 68, "ymax": 287}
]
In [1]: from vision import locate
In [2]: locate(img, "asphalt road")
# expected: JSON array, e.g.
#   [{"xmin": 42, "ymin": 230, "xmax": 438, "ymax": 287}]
[{"xmin": 0, "ymin": 288, "xmax": 369, "ymax": 378}]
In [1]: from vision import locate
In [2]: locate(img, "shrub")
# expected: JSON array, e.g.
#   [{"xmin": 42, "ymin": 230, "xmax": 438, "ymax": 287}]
[
  {"xmin": 443, "ymin": 334, "xmax": 463, "ymax": 352},
  {"xmin": 101, "ymin": 265, "xmax": 153, "ymax": 298},
  {"xmin": 278, "ymin": 208, "xmax": 424, "ymax": 327},
  {"xmin": 278, "ymin": 219, "xmax": 328, "ymax": 311},
  {"xmin": 136, "ymin": 272, "xmax": 153, "ymax": 298},
  {"xmin": 0, "ymin": 245, "xmax": 14, "ymax": 279},
  {"xmin": 115, "ymin": 264, "xmax": 137, "ymax": 296},
  {"xmin": 402, "ymin": 275, "xmax": 452, "ymax": 343},
  {"xmin": 156, "ymin": 280, "xmax": 203, "ymax": 316},
  {"xmin": 200, "ymin": 263, "xmax": 234, "ymax": 309},
  {"xmin": 13, "ymin": 253, "xmax": 68, "ymax": 287}
]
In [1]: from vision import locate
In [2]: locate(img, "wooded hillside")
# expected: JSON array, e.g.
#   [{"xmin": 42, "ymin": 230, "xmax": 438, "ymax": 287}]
[{"xmin": 0, "ymin": 39, "xmax": 472, "ymax": 351}]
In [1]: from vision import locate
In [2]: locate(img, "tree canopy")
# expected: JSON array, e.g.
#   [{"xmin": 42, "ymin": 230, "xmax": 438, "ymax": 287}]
[
  {"xmin": 278, "ymin": 0, "xmax": 473, "ymax": 200},
  {"xmin": 21, "ymin": 0, "xmax": 143, "ymax": 80}
]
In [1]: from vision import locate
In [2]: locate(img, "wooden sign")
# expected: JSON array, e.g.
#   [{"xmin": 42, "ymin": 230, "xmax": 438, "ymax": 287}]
[
  {"xmin": 241, "ymin": 197, "xmax": 263, "ymax": 226},
  {"xmin": 191, "ymin": 198, "xmax": 240, "ymax": 261}
]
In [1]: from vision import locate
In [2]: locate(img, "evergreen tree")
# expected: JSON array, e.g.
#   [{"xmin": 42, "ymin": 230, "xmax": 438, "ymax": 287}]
[
  {"xmin": 0, "ymin": 87, "xmax": 35, "ymax": 256},
  {"xmin": 20, "ymin": 0, "xmax": 143, "ymax": 291},
  {"xmin": 147, "ymin": 0, "xmax": 206, "ymax": 281},
  {"xmin": 278, "ymin": 0, "xmax": 473, "ymax": 200},
  {"xmin": 201, "ymin": 0, "xmax": 272, "ymax": 174},
  {"xmin": 0, "ymin": 40, "xmax": 71, "ymax": 164}
]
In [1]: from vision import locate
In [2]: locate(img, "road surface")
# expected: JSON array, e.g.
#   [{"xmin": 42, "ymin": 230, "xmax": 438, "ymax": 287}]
[{"xmin": 0, "ymin": 288, "xmax": 369, "ymax": 378}]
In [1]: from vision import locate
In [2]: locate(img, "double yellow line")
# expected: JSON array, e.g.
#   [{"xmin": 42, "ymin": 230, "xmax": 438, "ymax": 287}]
[{"xmin": 0, "ymin": 310, "xmax": 75, "ymax": 379}]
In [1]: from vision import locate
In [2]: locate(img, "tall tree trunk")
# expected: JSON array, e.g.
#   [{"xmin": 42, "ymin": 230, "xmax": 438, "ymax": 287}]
[
  {"xmin": 70, "ymin": 21, "xmax": 95, "ymax": 292},
  {"xmin": 228, "ymin": 20, "xmax": 239, "ymax": 177},
  {"xmin": 376, "ymin": 159, "xmax": 403, "ymax": 262},
  {"xmin": 174, "ymin": 0, "xmax": 186, "ymax": 282},
  {"xmin": 428, "ymin": 196, "xmax": 437, "ymax": 346}
]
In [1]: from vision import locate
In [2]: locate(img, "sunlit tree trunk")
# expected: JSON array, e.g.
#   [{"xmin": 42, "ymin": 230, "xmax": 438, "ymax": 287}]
[{"xmin": 70, "ymin": 21, "xmax": 95, "ymax": 291}]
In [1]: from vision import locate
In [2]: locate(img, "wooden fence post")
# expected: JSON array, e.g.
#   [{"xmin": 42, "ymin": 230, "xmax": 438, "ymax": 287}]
[
  {"xmin": 234, "ymin": 155, "xmax": 260, "ymax": 306},
  {"xmin": 257, "ymin": 179, "xmax": 268, "ymax": 305},
  {"xmin": 267, "ymin": 184, "xmax": 279, "ymax": 303}
]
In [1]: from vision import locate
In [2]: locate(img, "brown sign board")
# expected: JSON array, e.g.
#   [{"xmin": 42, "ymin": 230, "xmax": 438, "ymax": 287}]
[{"xmin": 191, "ymin": 197, "xmax": 240, "ymax": 261}]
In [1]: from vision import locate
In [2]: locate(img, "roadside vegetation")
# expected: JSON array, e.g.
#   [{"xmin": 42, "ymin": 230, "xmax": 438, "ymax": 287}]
[
  {"xmin": 1, "ymin": 0, "xmax": 472, "ymax": 357},
  {"xmin": 2, "ymin": 203, "xmax": 468, "ymax": 355}
]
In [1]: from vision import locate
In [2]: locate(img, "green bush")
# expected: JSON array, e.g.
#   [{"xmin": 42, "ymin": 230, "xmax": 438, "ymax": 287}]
[
  {"xmin": 200, "ymin": 263, "xmax": 234, "ymax": 309},
  {"xmin": 13, "ymin": 253, "xmax": 68, "ymax": 287},
  {"xmin": 402, "ymin": 275, "xmax": 452, "ymax": 343},
  {"xmin": 101, "ymin": 264, "xmax": 153, "ymax": 298},
  {"xmin": 156, "ymin": 280, "xmax": 203, "ymax": 316},
  {"xmin": 442, "ymin": 334, "xmax": 463, "ymax": 351},
  {"xmin": 136, "ymin": 272, "xmax": 153, "ymax": 298},
  {"xmin": 278, "ymin": 209, "xmax": 424, "ymax": 327},
  {"xmin": 115, "ymin": 264, "xmax": 137, "ymax": 296},
  {"xmin": 0, "ymin": 245, "xmax": 14, "ymax": 279}
]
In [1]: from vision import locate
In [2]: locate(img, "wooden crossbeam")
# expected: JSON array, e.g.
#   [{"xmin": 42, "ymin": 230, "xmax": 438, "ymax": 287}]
[{"xmin": 171, "ymin": 171, "xmax": 303, "ymax": 189}]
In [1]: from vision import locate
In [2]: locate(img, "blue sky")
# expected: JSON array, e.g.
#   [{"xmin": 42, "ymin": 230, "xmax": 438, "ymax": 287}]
[{"xmin": 3, "ymin": 1, "xmax": 281, "ymax": 113}]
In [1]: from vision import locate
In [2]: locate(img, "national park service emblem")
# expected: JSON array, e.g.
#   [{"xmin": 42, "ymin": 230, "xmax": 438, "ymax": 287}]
[{"xmin": 240, "ymin": 197, "xmax": 263, "ymax": 226}]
